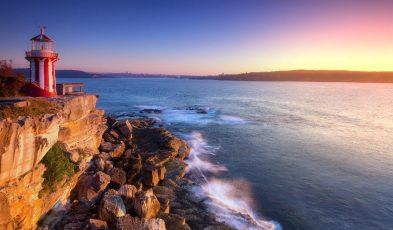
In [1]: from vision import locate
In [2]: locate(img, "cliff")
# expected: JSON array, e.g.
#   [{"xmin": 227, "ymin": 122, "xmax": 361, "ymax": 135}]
[{"xmin": 0, "ymin": 95, "xmax": 106, "ymax": 229}]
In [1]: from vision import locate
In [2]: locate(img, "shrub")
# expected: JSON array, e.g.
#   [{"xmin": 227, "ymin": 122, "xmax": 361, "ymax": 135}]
[{"xmin": 40, "ymin": 143, "xmax": 76, "ymax": 195}]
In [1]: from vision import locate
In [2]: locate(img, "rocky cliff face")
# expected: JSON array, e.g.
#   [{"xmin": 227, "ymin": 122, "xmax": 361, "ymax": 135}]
[{"xmin": 0, "ymin": 95, "xmax": 106, "ymax": 230}]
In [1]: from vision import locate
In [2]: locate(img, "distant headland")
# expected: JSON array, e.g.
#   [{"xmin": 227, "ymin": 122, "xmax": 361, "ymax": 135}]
[{"xmin": 13, "ymin": 68, "xmax": 393, "ymax": 83}]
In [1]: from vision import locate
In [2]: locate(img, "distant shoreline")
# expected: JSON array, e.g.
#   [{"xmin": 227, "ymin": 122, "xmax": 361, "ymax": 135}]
[{"xmin": 14, "ymin": 68, "xmax": 393, "ymax": 83}]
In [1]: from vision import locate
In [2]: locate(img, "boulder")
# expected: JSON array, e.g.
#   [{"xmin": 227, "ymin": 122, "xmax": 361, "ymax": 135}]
[
  {"xmin": 103, "ymin": 133, "xmax": 116, "ymax": 143},
  {"xmin": 109, "ymin": 130, "xmax": 120, "ymax": 139},
  {"xmin": 94, "ymin": 157, "xmax": 106, "ymax": 171},
  {"xmin": 165, "ymin": 159, "xmax": 188, "ymax": 181},
  {"xmin": 108, "ymin": 167, "xmax": 126, "ymax": 188},
  {"xmin": 134, "ymin": 189, "xmax": 161, "ymax": 219},
  {"xmin": 114, "ymin": 120, "xmax": 133, "ymax": 139},
  {"xmin": 157, "ymin": 166, "xmax": 166, "ymax": 180},
  {"xmin": 98, "ymin": 190, "xmax": 126, "ymax": 224},
  {"xmin": 66, "ymin": 150, "xmax": 80, "ymax": 163},
  {"xmin": 117, "ymin": 185, "xmax": 137, "ymax": 200},
  {"xmin": 143, "ymin": 168, "xmax": 160, "ymax": 187},
  {"xmin": 124, "ymin": 153, "xmax": 142, "ymax": 183},
  {"xmin": 111, "ymin": 142, "xmax": 125, "ymax": 158},
  {"xmin": 106, "ymin": 116, "xmax": 117, "ymax": 127},
  {"xmin": 115, "ymin": 214, "xmax": 166, "ymax": 230},
  {"xmin": 88, "ymin": 219, "xmax": 108, "ymax": 230},
  {"xmin": 100, "ymin": 141, "xmax": 125, "ymax": 158},
  {"xmin": 71, "ymin": 172, "xmax": 111, "ymax": 204},
  {"xmin": 158, "ymin": 213, "xmax": 191, "ymax": 230}
]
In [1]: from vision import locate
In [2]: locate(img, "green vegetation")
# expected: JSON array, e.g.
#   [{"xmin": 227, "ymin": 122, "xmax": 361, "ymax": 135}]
[
  {"xmin": 39, "ymin": 143, "xmax": 76, "ymax": 196},
  {"xmin": 0, "ymin": 98, "xmax": 60, "ymax": 119}
]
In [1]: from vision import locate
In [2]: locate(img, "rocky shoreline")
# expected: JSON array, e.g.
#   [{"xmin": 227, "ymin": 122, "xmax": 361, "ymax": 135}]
[{"xmin": 40, "ymin": 116, "xmax": 233, "ymax": 230}]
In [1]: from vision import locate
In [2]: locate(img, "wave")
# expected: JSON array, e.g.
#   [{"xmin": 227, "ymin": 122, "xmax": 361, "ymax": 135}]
[
  {"xmin": 133, "ymin": 105, "xmax": 248, "ymax": 125},
  {"xmin": 183, "ymin": 131, "xmax": 281, "ymax": 230}
]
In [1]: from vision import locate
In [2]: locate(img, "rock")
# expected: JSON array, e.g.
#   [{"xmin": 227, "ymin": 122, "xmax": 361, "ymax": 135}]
[
  {"xmin": 71, "ymin": 172, "xmax": 111, "ymax": 204},
  {"xmin": 108, "ymin": 167, "xmax": 126, "ymax": 188},
  {"xmin": 158, "ymin": 213, "xmax": 191, "ymax": 230},
  {"xmin": 134, "ymin": 189, "xmax": 161, "ymax": 219},
  {"xmin": 165, "ymin": 159, "xmax": 188, "ymax": 181},
  {"xmin": 88, "ymin": 219, "xmax": 108, "ymax": 230},
  {"xmin": 103, "ymin": 133, "xmax": 116, "ymax": 143},
  {"xmin": 157, "ymin": 166, "xmax": 166, "ymax": 180},
  {"xmin": 100, "ymin": 141, "xmax": 115, "ymax": 152},
  {"xmin": 63, "ymin": 221, "xmax": 84, "ymax": 230},
  {"xmin": 124, "ymin": 153, "xmax": 142, "ymax": 183},
  {"xmin": 143, "ymin": 168, "xmax": 160, "ymax": 187},
  {"xmin": 66, "ymin": 150, "xmax": 80, "ymax": 163},
  {"xmin": 123, "ymin": 149, "xmax": 133, "ymax": 159},
  {"xmin": 106, "ymin": 116, "xmax": 117, "ymax": 127},
  {"xmin": 117, "ymin": 185, "xmax": 137, "ymax": 199},
  {"xmin": 109, "ymin": 130, "xmax": 120, "ymax": 139},
  {"xmin": 177, "ymin": 146, "xmax": 190, "ymax": 160},
  {"xmin": 140, "ymin": 109, "xmax": 163, "ymax": 114},
  {"xmin": 111, "ymin": 142, "xmax": 125, "ymax": 158},
  {"xmin": 115, "ymin": 214, "xmax": 166, "ymax": 230},
  {"xmin": 133, "ymin": 128, "xmax": 189, "ymax": 166},
  {"xmin": 100, "ymin": 141, "xmax": 125, "ymax": 158},
  {"xmin": 114, "ymin": 120, "xmax": 133, "ymax": 139},
  {"xmin": 98, "ymin": 190, "xmax": 126, "ymax": 224},
  {"xmin": 94, "ymin": 157, "xmax": 106, "ymax": 171}
]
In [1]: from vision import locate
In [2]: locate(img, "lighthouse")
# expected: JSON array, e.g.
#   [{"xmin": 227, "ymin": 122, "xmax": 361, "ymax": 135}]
[{"xmin": 25, "ymin": 27, "xmax": 58, "ymax": 97}]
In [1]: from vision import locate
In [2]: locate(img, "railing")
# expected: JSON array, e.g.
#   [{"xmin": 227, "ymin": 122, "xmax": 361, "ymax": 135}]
[{"xmin": 56, "ymin": 83, "xmax": 84, "ymax": 96}]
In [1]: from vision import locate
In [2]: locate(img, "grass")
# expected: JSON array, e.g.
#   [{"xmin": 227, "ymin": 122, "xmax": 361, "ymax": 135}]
[
  {"xmin": 39, "ymin": 143, "xmax": 76, "ymax": 196},
  {"xmin": 0, "ymin": 98, "xmax": 59, "ymax": 119}
]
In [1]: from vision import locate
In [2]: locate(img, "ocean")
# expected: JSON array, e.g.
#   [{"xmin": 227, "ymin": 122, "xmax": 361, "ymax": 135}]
[{"xmin": 60, "ymin": 77, "xmax": 393, "ymax": 229}]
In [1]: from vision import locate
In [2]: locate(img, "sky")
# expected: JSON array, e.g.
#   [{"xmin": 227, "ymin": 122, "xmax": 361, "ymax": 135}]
[{"xmin": 1, "ymin": 0, "xmax": 393, "ymax": 75}]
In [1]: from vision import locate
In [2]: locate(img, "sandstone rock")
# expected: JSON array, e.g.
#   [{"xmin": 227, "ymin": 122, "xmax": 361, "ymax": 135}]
[
  {"xmin": 66, "ymin": 150, "xmax": 80, "ymax": 163},
  {"xmin": 94, "ymin": 157, "xmax": 106, "ymax": 171},
  {"xmin": 108, "ymin": 167, "xmax": 126, "ymax": 188},
  {"xmin": 143, "ymin": 168, "xmax": 160, "ymax": 187},
  {"xmin": 111, "ymin": 142, "xmax": 125, "ymax": 158},
  {"xmin": 103, "ymin": 133, "xmax": 116, "ymax": 143},
  {"xmin": 134, "ymin": 189, "xmax": 161, "ymax": 219},
  {"xmin": 124, "ymin": 153, "xmax": 142, "ymax": 183},
  {"xmin": 114, "ymin": 120, "xmax": 133, "ymax": 139},
  {"xmin": 106, "ymin": 116, "xmax": 117, "ymax": 127},
  {"xmin": 115, "ymin": 214, "xmax": 166, "ymax": 230},
  {"xmin": 117, "ymin": 184, "xmax": 137, "ymax": 199},
  {"xmin": 158, "ymin": 213, "xmax": 191, "ymax": 230},
  {"xmin": 99, "ymin": 190, "xmax": 126, "ymax": 224},
  {"xmin": 109, "ymin": 130, "xmax": 120, "ymax": 139},
  {"xmin": 100, "ymin": 142, "xmax": 115, "ymax": 152},
  {"xmin": 157, "ymin": 166, "xmax": 166, "ymax": 180},
  {"xmin": 71, "ymin": 172, "xmax": 111, "ymax": 204},
  {"xmin": 165, "ymin": 159, "xmax": 188, "ymax": 181},
  {"xmin": 88, "ymin": 219, "xmax": 108, "ymax": 230}
]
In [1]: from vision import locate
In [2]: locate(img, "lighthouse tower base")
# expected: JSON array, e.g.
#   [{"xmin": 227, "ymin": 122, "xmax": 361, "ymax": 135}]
[{"xmin": 25, "ymin": 83, "xmax": 57, "ymax": 97}]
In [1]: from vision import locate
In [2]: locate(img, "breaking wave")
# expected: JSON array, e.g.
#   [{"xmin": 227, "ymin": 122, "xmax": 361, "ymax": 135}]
[
  {"xmin": 183, "ymin": 131, "xmax": 281, "ymax": 230},
  {"xmin": 133, "ymin": 105, "xmax": 248, "ymax": 125}
]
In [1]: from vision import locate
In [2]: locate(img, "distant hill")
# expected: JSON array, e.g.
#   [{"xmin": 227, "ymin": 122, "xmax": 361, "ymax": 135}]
[
  {"xmin": 14, "ymin": 68, "xmax": 95, "ymax": 78},
  {"xmin": 198, "ymin": 70, "xmax": 393, "ymax": 83}
]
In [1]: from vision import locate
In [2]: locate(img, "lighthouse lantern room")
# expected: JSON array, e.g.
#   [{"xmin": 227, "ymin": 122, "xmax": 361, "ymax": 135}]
[{"xmin": 25, "ymin": 27, "xmax": 58, "ymax": 97}]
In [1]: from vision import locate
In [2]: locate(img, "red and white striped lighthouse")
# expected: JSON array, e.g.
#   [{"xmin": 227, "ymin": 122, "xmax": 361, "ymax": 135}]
[{"xmin": 25, "ymin": 27, "xmax": 58, "ymax": 97}]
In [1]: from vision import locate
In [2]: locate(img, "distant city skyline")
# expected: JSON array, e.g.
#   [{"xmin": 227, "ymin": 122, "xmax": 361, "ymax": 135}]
[{"xmin": 1, "ymin": 0, "xmax": 393, "ymax": 75}]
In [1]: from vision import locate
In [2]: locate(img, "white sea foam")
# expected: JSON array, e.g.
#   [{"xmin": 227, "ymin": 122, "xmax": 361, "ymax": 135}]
[
  {"xmin": 134, "ymin": 105, "xmax": 248, "ymax": 125},
  {"xmin": 183, "ymin": 131, "xmax": 281, "ymax": 230}
]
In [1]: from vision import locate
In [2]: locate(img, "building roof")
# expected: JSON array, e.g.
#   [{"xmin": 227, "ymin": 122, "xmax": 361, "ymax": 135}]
[
  {"xmin": 30, "ymin": 27, "xmax": 53, "ymax": 42},
  {"xmin": 30, "ymin": 33, "xmax": 53, "ymax": 42}
]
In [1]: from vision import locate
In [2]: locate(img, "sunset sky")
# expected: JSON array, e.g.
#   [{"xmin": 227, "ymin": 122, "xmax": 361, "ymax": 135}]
[{"xmin": 1, "ymin": 0, "xmax": 393, "ymax": 75}]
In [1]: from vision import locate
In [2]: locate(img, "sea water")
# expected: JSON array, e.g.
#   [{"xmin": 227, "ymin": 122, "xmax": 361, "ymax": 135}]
[{"xmin": 60, "ymin": 77, "xmax": 393, "ymax": 229}]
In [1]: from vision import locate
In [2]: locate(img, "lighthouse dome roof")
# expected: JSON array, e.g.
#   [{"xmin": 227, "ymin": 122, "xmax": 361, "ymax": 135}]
[{"xmin": 30, "ymin": 33, "xmax": 53, "ymax": 42}]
